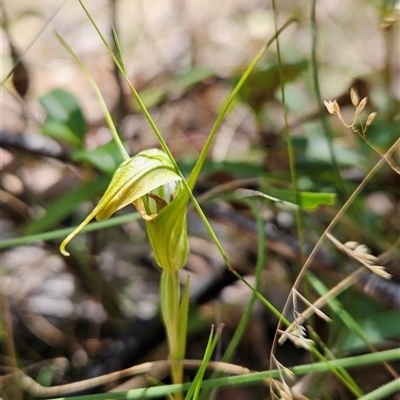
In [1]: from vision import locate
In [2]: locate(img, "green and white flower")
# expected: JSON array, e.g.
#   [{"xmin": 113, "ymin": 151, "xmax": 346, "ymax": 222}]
[{"xmin": 60, "ymin": 148, "xmax": 189, "ymax": 272}]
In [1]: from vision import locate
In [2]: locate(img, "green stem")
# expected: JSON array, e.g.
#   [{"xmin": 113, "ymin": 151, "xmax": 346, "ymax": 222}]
[
  {"xmin": 272, "ymin": 0, "xmax": 305, "ymax": 267},
  {"xmin": 76, "ymin": 1, "xmax": 297, "ymax": 318},
  {"xmin": 310, "ymin": 0, "xmax": 346, "ymax": 203},
  {"xmin": 55, "ymin": 32, "xmax": 129, "ymax": 161},
  {"xmin": 0, "ymin": 212, "xmax": 141, "ymax": 250},
  {"xmin": 42, "ymin": 348, "xmax": 400, "ymax": 400},
  {"xmin": 359, "ymin": 378, "xmax": 400, "ymax": 400},
  {"xmin": 161, "ymin": 270, "xmax": 187, "ymax": 400},
  {"xmin": 187, "ymin": 18, "xmax": 297, "ymax": 190},
  {"xmin": 199, "ymin": 199, "xmax": 266, "ymax": 400}
]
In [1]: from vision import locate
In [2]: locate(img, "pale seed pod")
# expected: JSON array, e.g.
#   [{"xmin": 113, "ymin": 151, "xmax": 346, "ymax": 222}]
[
  {"xmin": 350, "ymin": 87, "xmax": 360, "ymax": 107},
  {"xmin": 355, "ymin": 97, "xmax": 368, "ymax": 117},
  {"xmin": 366, "ymin": 112, "xmax": 377, "ymax": 126}
]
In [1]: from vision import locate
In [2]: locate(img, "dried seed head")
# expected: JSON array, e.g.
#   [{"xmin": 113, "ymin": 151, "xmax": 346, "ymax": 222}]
[
  {"xmin": 324, "ymin": 100, "xmax": 340, "ymax": 115},
  {"xmin": 360, "ymin": 253, "xmax": 378, "ymax": 262},
  {"xmin": 344, "ymin": 241, "xmax": 359, "ymax": 250},
  {"xmin": 332, "ymin": 100, "xmax": 340, "ymax": 114},
  {"xmin": 324, "ymin": 100, "xmax": 334, "ymax": 114},
  {"xmin": 354, "ymin": 244, "xmax": 370, "ymax": 254},
  {"xmin": 271, "ymin": 379, "xmax": 293, "ymax": 400},
  {"xmin": 350, "ymin": 87, "xmax": 360, "ymax": 106},
  {"xmin": 278, "ymin": 326, "xmax": 314, "ymax": 350},
  {"xmin": 355, "ymin": 97, "xmax": 368, "ymax": 117},
  {"xmin": 280, "ymin": 383, "xmax": 293, "ymax": 400},
  {"xmin": 330, "ymin": 234, "xmax": 392, "ymax": 280},
  {"xmin": 366, "ymin": 112, "xmax": 377, "ymax": 126},
  {"xmin": 273, "ymin": 357, "xmax": 296, "ymax": 381},
  {"xmin": 369, "ymin": 265, "xmax": 392, "ymax": 280}
]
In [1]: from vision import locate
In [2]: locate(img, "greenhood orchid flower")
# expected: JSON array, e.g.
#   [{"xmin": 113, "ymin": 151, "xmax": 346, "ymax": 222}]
[
  {"xmin": 60, "ymin": 148, "xmax": 189, "ymax": 271},
  {"xmin": 145, "ymin": 179, "xmax": 189, "ymax": 272}
]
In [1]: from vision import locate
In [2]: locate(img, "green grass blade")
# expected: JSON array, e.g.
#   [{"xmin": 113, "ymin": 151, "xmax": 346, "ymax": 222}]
[
  {"xmin": 199, "ymin": 199, "xmax": 266, "ymax": 400},
  {"xmin": 187, "ymin": 18, "xmax": 297, "ymax": 190},
  {"xmin": 76, "ymin": 0, "xmax": 296, "ymax": 295},
  {"xmin": 41, "ymin": 348, "xmax": 400, "ymax": 400},
  {"xmin": 358, "ymin": 378, "xmax": 400, "ymax": 400},
  {"xmin": 310, "ymin": 0, "xmax": 346, "ymax": 203},
  {"xmin": 25, "ymin": 176, "xmax": 110, "ymax": 235},
  {"xmin": 271, "ymin": 0, "xmax": 305, "ymax": 266},
  {"xmin": 222, "ymin": 200, "xmax": 266, "ymax": 362},
  {"xmin": 308, "ymin": 272, "xmax": 400, "ymax": 364},
  {"xmin": 0, "ymin": 212, "xmax": 141, "ymax": 250},
  {"xmin": 184, "ymin": 325, "xmax": 222, "ymax": 400},
  {"xmin": 308, "ymin": 329, "xmax": 364, "ymax": 397},
  {"xmin": 55, "ymin": 32, "xmax": 129, "ymax": 161}
]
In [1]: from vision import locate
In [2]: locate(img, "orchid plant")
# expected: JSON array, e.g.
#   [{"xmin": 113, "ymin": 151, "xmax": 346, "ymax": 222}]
[
  {"xmin": 58, "ymin": 2, "xmax": 295, "ymax": 398},
  {"xmin": 61, "ymin": 147, "xmax": 191, "ymax": 396}
]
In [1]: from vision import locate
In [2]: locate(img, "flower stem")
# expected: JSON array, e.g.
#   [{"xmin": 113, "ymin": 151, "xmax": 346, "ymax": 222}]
[{"xmin": 161, "ymin": 270, "xmax": 188, "ymax": 400}]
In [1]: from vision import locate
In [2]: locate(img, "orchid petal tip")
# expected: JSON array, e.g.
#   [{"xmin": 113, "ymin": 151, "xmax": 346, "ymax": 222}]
[{"xmin": 60, "ymin": 243, "xmax": 70, "ymax": 257}]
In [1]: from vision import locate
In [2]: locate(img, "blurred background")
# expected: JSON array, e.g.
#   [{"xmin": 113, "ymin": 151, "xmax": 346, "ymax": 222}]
[{"xmin": 1, "ymin": 0, "xmax": 399, "ymax": 399}]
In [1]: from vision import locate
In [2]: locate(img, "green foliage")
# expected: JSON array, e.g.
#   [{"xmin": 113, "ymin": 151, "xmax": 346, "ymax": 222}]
[
  {"xmin": 338, "ymin": 309, "xmax": 400, "ymax": 353},
  {"xmin": 41, "ymin": 349, "xmax": 400, "ymax": 399},
  {"xmin": 0, "ymin": 212, "xmax": 142, "ymax": 250},
  {"xmin": 359, "ymin": 119, "xmax": 400, "ymax": 159},
  {"xmin": 174, "ymin": 66, "xmax": 214, "ymax": 90},
  {"xmin": 71, "ymin": 140, "xmax": 124, "ymax": 175},
  {"xmin": 3, "ymin": 0, "xmax": 399, "ymax": 399},
  {"xmin": 130, "ymin": 66, "xmax": 215, "ymax": 110},
  {"xmin": 177, "ymin": 158, "xmax": 265, "ymax": 177},
  {"xmin": 236, "ymin": 60, "xmax": 308, "ymax": 114},
  {"xmin": 185, "ymin": 325, "xmax": 222, "ymax": 400},
  {"xmin": 307, "ymin": 273, "xmax": 397, "ymax": 356},
  {"xmin": 130, "ymin": 85, "xmax": 166, "ymax": 110},
  {"xmin": 39, "ymin": 88, "xmax": 87, "ymax": 147},
  {"xmin": 258, "ymin": 183, "xmax": 337, "ymax": 210},
  {"xmin": 25, "ymin": 176, "xmax": 111, "ymax": 235}
]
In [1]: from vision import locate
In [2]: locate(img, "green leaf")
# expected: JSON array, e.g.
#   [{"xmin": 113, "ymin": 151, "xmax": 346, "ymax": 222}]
[
  {"xmin": 130, "ymin": 85, "xmax": 166, "ymax": 110},
  {"xmin": 337, "ymin": 309, "xmax": 400, "ymax": 353},
  {"xmin": 36, "ymin": 365, "xmax": 56, "ymax": 388},
  {"xmin": 0, "ymin": 212, "xmax": 141, "ymax": 250},
  {"xmin": 250, "ymin": 183, "xmax": 336, "ymax": 211},
  {"xmin": 361, "ymin": 120, "xmax": 400, "ymax": 150},
  {"xmin": 235, "ymin": 60, "xmax": 308, "ymax": 113},
  {"xmin": 39, "ymin": 88, "xmax": 87, "ymax": 147},
  {"xmin": 185, "ymin": 325, "xmax": 221, "ymax": 400},
  {"xmin": 72, "ymin": 141, "xmax": 124, "ymax": 175},
  {"xmin": 298, "ymin": 191, "xmax": 336, "ymax": 210},
  {"xmin": 41, "ymin": 120, "xmax": 82, "ymax": 148},
  {"xmin": 26, "ymin": 175, "xmax": 111, "ymax": 235},
  {"xmin": 177, "ymin": 157, "xmax": 265, "ymax": 177},
  {"xmin": 130, "ymin": 67, "xmax": 215, "ymax": 110},
  {"xmin": 172, "ymin": 66, "xmax": 214, "ymax": 91}
]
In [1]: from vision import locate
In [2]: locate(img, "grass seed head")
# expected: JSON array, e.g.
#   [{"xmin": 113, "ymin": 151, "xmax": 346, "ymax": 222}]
[
  {"xmin": 350, "ymin": 87, "xmax": 360, "ymax": 106},
  {"xmin": 324, "ymin": 100, "xmax": 340, "ymax": 115},
  {"xmin": 355, "ymin": 97, "xmax": 368, "ymax": 117},
  {"xmin": 366, "ymin": 112, "xmax": 377, "ymax": 126}
]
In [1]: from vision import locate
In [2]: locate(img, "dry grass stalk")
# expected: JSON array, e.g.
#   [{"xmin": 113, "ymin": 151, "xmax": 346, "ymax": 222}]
[
  {"xmin": 324, "ymin": 88, "xmax": 400, "ymax": 174},
  {"xmin": 327, "ymin": 233, "xmax": 392, "ymax": 279}
]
